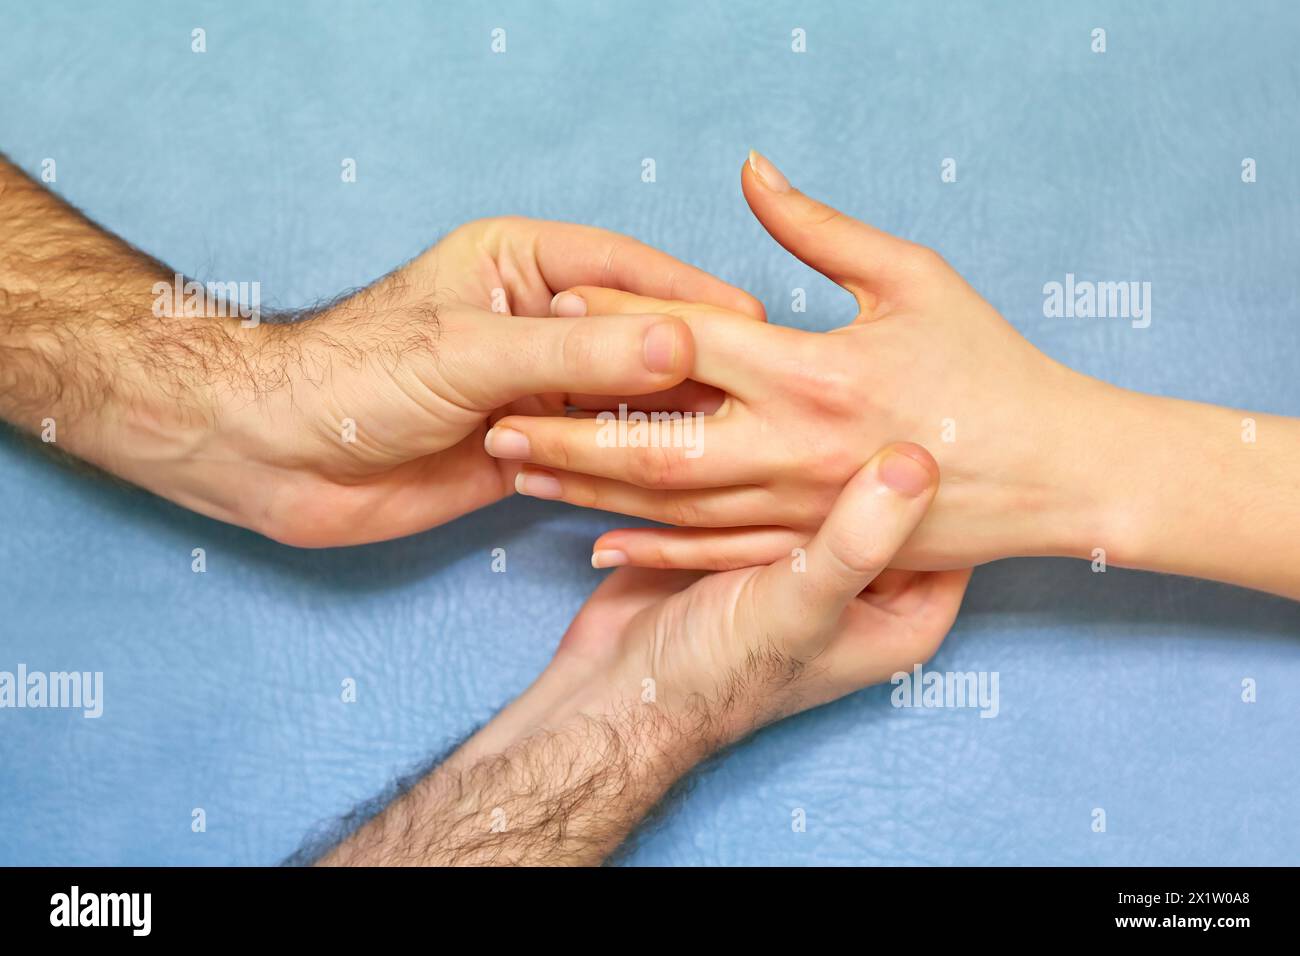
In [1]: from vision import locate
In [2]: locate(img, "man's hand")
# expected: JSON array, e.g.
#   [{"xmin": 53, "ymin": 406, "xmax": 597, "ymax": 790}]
[
  {"xmin": 0, "ymin": 155, "xmax": 762, "ymax": 546},
  {"xmin": 486, "ymin": 152, "xmax": 1300, "ymax": 599},
  {"xmin": 317, "ymin": 443, "xmax": 969, "ymax": 865},
  {"xmin": 208, "ymin": 216, "xmax": 764, "ymax": 545}
]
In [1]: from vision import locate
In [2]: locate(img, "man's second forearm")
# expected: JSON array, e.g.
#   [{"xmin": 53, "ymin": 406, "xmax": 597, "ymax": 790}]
[{"xmin": 317, "ymin": 667, "xmax": 711, "ymax": 866}]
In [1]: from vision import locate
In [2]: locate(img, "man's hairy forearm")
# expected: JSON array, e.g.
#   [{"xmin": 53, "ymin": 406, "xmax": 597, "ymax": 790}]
[
  {"xmin": 313, "ymin": 638, "xmax": 809, "ymax": 866},
  {"xmin": 0, "ymin": 155, "xmax": 309, "ymax": 528},
  {"xmin": 317, "ymin": 704, "xmax": 710, "ymax": 867},
  {"xmin": 1, "ymin": 155, "xmax": 213, "ymax": 425}
]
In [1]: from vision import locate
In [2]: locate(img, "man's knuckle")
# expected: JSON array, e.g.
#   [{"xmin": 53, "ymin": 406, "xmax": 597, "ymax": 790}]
[{"xmin": 831, "ymin": 530, "xmax": 891, "ymax": 577}]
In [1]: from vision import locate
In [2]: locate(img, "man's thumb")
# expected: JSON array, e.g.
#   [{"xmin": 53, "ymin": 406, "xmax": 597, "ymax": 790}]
[
  {"xmin": 448, "ymin": 311, "xmax": 694, "ymax": 409},
  {"xmin": 753, "ymin": 442, "xmax": 939, "ymax": 644}
]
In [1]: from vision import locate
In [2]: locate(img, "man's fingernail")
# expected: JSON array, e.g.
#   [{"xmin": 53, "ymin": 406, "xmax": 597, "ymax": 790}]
[
  {"xmin": 747, "ymin": 150, "xmax": 790, "ymax": 193},
  {"xmin": 591, "ymin": 549, "xmax": 628, "ymax": 569},
  {"xmin": 878, "ymin": 449, "xmax": 934, "ymax": 497},
  {"xmin": 551, "ymin": 291, "xmax": 587, "ymax": 317},
  {"xmin": 515, "ymin": 468, "xmax": 563, "ymax": 499},
  {"xmin": 642, "ymin": 321, "xmax": 680, "ymax": 374},
  {"xmin": 484, "ymin": 427, "xmax": 531, "ymax": 460}
]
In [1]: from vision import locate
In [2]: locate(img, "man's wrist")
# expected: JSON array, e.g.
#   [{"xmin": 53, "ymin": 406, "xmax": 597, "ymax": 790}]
[
  {"xmin": 105, "ymin": 317, "xmax": 287, "ymax": 530},
  {"xmin": 126, "ymin": 315, "xmax": 346, "ymax": 540},
  {"xmin": 461, "ymin": 653, "xmax": 721, "ymax": 773},
  {"xmin": 1, "ymin": 295, "xmax": 288, "ymax": 534}
]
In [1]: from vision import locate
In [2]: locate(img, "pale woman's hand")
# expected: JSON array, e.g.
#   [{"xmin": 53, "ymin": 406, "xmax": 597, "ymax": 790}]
[
  {"xmin": 485, "ymin": 155, "xmax": 1092, "ymax": 571},
  {"xmin": 484, "ymin": 155, "xmax": 1300, "ymax": 600}
]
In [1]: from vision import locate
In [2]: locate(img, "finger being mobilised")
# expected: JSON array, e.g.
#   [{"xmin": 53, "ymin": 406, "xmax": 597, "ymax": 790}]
[
  {"xmin": 485, "ymin": 413, "xmax": 770, "ymax": 489},
  {"xmin": 510, "ymin": 467, "xmax": 771, "ymax": 528},
  {"xmin": 550, "ymin": 286, "xmax": 785, "ymax": 399},
  {"xmin": 527, "ymin": 219, "xmax": 765, "ymax": 320}
]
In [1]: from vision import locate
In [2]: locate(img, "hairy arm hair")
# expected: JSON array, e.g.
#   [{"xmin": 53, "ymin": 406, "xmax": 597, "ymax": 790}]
[
  {"xmin": 301, "ymin": 643, "xmax": 806, "ymax": 867},
  {"xmin": 312, "ymin": 707, "xmax": 699, "ymax": 867},
  {"xmin": 0, "ymin": 153, "xmax": 245, "ymax": 426},
  {"xmin": 0, "ymin": 153, "xmax": 448, "ymax": 533}
]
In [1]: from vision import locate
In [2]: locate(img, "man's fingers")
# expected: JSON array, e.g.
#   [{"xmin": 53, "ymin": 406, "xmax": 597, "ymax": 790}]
[
  {"xmin": 752, "ymin": 442, "xmax": 940, "ymax": 644},
  {"xmin": 454, "ymin": 312, "xmax": 693, "ymax": 408},
  {"xmin": 741, "ymin": 151, "xmax": 932, "ymax": 304},
  {"xmin": 525, "ymin": 220, "xmax": 766, "ymax": 320},
  {"xmin": 590, "ymin": 526, "xmax": 805, "ymax": 571}
]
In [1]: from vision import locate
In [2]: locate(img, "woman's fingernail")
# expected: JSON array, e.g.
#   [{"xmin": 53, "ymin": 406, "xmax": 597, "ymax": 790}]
[
  {"xmin": 591, "ymin": 549, "xmax": 628, "ymax": 569},
  {"xmin": 747, "ymin": 150, "xmax": 790, "ymax": 193},
  {"xmin": 515, "ymin": 468, "xmax": 563, "ymax": 499},
  {"xmin": 551, "ymin": 291, "xmax": 587, "ymax": 317},
  {"xmin": 484, "ymin": 427, "xmax": 531, "ymax": 460},
  {"xmin": 642, "ymin": 321, "xmax": 680, "ymax": 374},
  {"xmin": 878, "ymin": 449, "xmax": 934, "ymax": 497}
]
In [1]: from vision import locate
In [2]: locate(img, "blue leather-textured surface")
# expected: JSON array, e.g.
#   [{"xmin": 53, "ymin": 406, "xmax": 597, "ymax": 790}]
[{"xmin": 2, "ymin": 0, "xmax": 1297, "ymax": 865}]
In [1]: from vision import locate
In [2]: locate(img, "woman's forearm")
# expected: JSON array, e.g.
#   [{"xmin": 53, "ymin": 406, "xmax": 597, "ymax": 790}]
[{"xmin": 1063, "ymin": 376, "xmax": 1300, "ymax": 599}]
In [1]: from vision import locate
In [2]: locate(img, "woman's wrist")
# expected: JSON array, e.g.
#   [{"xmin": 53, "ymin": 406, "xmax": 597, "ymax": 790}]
[
  {"xmin": 932, "ymin": 360, "xmax": 1123, "ymax": 567},
  {"xmin": 1032, "ymin": 371, "xmax": 1300, "ymax": 597},
  {"xmin": 1036, "ymin": 368, "xmax": 1148, "ymax": 564}
]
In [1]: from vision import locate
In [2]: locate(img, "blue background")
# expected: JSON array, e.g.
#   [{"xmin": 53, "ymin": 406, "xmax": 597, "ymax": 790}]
[{"xmin": 2, "ymin": 0, "xmax": 1297, "ymax": 865}]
